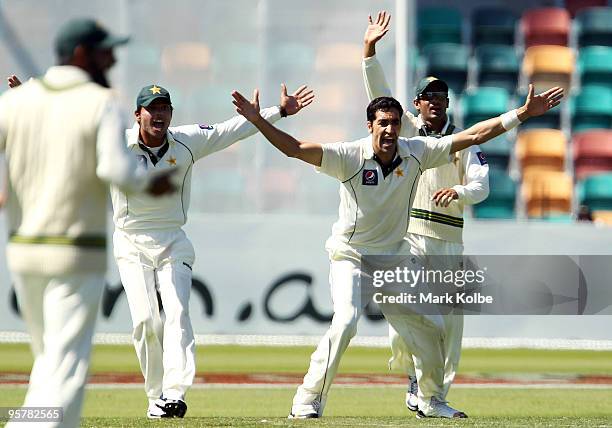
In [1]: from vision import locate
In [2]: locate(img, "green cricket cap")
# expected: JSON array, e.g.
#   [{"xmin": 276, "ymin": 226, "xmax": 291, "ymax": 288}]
[
  {"xmin": 136, "ymin": 84, "xmax": 172, "ymax": 108},
  {"xmin": 55, "ymin": 18, "xmax": 129, "ymax": 59},
  {"xmin": 415, "ymin": 76, "xmax": 449, "ymax": 97}
]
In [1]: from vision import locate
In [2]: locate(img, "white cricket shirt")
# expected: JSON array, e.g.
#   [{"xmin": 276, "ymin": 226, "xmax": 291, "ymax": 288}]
[
  {"xmin": 112, "ymin": 106, "xmax": 281, "ymax": 232},
  {"xmin": 317, "ymin": 135, "xmax": 452, "ymax": 253}
]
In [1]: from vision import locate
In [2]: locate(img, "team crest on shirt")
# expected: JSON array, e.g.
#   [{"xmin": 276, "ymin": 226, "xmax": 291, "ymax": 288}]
[
  {"xmin": 199, "ymin": 124, "xmax": 214, "ymax": 130},
  {"xmin": 362, "ymin": 169, "xmax": 378, "ymax": 185},
  {"xmin": 477, "ymin": 151, "xmax": 488, "ymax": 165}
]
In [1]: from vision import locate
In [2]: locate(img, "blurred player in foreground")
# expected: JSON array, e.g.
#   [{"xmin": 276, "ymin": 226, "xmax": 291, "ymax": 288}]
[
  {"xmin": 0, "ymin": 18, "xmax": 172, "ymax": 428},
  {"xmin": 231, "ymin": 84, "xmax": 562, "ymax": 418},
  {"xmin": 113, "ymin": 83, "xmax": 314, "ymax": 419},
  {"xmin": 362, "ymin": 11, "xmax": 490, "ymax": 412}
]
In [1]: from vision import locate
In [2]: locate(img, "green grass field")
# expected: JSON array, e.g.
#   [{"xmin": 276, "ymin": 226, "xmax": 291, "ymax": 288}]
[{"xmin": 2, "ymin": 344, "xmax": 612, "ymax": 427}]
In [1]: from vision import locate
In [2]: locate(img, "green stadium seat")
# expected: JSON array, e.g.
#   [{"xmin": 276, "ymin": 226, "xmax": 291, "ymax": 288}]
[
  {"xmin": 422, "ymin": 43, "xmax": 469, "ymax": 95},
  {"xmin": 471, "ymin": 7, "xmax": 518, "ymax": 46},
  {"xmin": 571, "ymin": 85, "xmax": 612, "ymax": 132},
  {"xmin": 521, "ymin": 7, "xmax": 571, "ymax": 48},
  {"xmin": 479, "ymin": 137, "xmax": 512, "ymax": 171},
  {"xmin": 579, "ymin": 46, "xmax": 612, "ymax": 89},
  {"xmin": 575, "ymin": 7, "xmax": 612, "ymax": 47},
  {"xmin": 580, "ymin": 173, "xmax": 612, "ymax": 210},
  {"xmin": 472, "ymin": 168, "xmax": 516, "ymax": 219},
  {"xmin": 462, "ymin": 87, "xmax": 511, "ymax": 128},
  {"xmin": 418, "ymin": 7, "xmax": 463, "ymax": 47},
  {"xmin": 475, "ymin": 45, "xmax": 520, "ymax": 93}
]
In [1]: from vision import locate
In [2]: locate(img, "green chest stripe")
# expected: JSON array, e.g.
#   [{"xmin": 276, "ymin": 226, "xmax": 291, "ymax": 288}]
[
  {"xmin": 9, "ymin": 234, "xmax": 106, "ymax": 248},
  {"xmin": 410, "ymin": 208, "xmax": 464, "ymax": 228}
]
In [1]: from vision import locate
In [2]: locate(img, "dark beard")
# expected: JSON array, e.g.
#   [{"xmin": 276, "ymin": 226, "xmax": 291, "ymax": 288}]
[{"xmin": 90, "ymin": 68, "xmax": 110, "ymax": 88}]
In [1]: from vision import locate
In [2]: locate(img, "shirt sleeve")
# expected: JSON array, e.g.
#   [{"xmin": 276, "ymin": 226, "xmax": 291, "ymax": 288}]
[
  {"xmin": 421, "ymin": 135, "xmax": 453, "ymax": 170},
  {"xmin": 0, "ymin": 95, "xmax": 7, "ymax": 153},
  {"xmin": 173, "ymin": 106, "xmax": 282, "ymax": 161},
  {"xmin": 96, "ymin": 99, "xmax": 148, "ymax": 193},
  {"xmin": 452, "ymin": 145, "xmax": 490, "ymax": 205},
  {"xmin": 362, "ymin": 55, "xmax": 419, "ymax": 137},
  {"xmin": 316, "ymin": 142, "xmax": 361, "ymax": 182}
]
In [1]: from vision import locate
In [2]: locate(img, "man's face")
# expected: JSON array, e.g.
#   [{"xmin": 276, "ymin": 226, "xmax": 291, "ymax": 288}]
[
  {"xmin": 368, "ymin": 109, "xmax": 402, "ymax": 157},
  {"xmin": 136, "ymin": 99, "xmax": 173, "ymax": 141},
  {"xmin": 86, "ymin": 47, "xmax": 116, "ymax": 88},
  {"xmin": 414, "ymin": 91, "xmax": 449, "ymax": 122}
]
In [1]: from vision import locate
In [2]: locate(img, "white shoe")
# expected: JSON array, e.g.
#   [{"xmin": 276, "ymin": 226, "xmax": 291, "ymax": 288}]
[
  {"xmin": 405, "ymin": 376, "xmax": 418, "ymax": 412},
  {"xmin": 147, "ymin": 398, "xmax": 170, "ymax": 419},
  {"xmin": 288, "ymin": 399, "xmax": 322, "ymax": 419},
  {"xmin": 416, "ymin": 396, "xmax": 467, "ymax": 419}
]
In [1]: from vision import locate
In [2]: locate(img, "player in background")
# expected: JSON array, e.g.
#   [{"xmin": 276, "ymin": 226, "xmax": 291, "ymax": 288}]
[
  {"xmin": 362, "ymin": 11, "xmax": 490, "ymax": 412},
  {"xmin": 231, "ymin": 81, "xmax": 562, "ymax": 419},
  {"xmin": 112, "ymin": 83, "xmax": 314, "ymax": 419},
  {"xmin": 0, "ymin": 18, "xmax": 173, "ymax": 428}
]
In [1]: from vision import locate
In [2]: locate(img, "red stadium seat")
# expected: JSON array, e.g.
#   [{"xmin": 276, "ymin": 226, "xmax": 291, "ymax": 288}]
[
  {"xmin": 573, "ymin": 130, "xmax": 612, "ymax": 180},
  {"xmin": 521, "ymin": 8, "xmax": 571, "ymax": 47},
  {"xmin": 565, "ymin": 0, "xmax": 608, "ymax": 18}
]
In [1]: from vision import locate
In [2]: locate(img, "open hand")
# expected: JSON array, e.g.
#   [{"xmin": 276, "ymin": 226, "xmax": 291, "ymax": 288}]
[
  {"xmin": 280, "ymin": 84, "xmax": 314, "ymax": 116},
  {"xmin": 364, "ymin": 11, "xmax": 391, "ymax": 46},
  {"xmin": 522, "ymin": 84, "xmax": 564, "ymax": 118},
  {"xmin": 432, "ymin": 188, "xmax": 459, "ymax": 207},
  {"xmin": 232, "ymin": 89, "xmax": 261, "ymax": 122}
]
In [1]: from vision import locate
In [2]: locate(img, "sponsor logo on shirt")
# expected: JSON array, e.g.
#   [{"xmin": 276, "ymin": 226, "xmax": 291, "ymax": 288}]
[
  {"xmin": 477, "ymin": 151, "xmax": 487, "ymax": 165},
  {"xmin": 362, "ymin": 169, "xmax": 378, "ymax": 186},
  {"xmin": 199, "ymin": 124, "xmax": 214, "ymax": 130}
]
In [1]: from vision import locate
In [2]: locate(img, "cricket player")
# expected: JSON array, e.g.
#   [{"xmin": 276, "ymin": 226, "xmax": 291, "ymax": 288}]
[
  {"xmin": 112, "ymin": 83, "xmax": 314, "ymax": 418},
  {"xmin": 362, "ymin": 11, "xmax": 490, "ymax": 411},
  {"xmin": 231, "ymin": 83, "xmax": 562, "ymax": 418},
  {"xmin": 0, "ymin": 18, "xmax": 172, "ymax": 428}
]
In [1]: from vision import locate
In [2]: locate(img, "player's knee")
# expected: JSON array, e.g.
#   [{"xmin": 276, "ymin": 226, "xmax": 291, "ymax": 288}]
[{"xmin": 331, "ymin": 312, "xmax": 359, "ymax": 339}]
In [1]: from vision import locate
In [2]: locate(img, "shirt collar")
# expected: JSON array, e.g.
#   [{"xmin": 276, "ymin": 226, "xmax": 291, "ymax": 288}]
[
  {"xmin": 41, "ymin": 66, "xmax": 91, "ymax": 90},
  {"xmin": 363, "ymin": 135, "xmax": 412, "ymax": 161},
  {"xmin": 416, "ymin": 114, "xmax": 451, "ymax": 135}
]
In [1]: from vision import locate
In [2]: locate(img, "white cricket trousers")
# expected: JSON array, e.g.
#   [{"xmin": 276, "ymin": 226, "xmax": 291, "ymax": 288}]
[
  {"xmin": 292, "ymin": 246, "xmax": 447, "ymax": 416},
  {"xmin": 113, "ymin": 228, "xmax": 195, "ymax": 403},
  {"xmin": 389, "ymin": 233, "xmax": 464, "ymax": 399},
  {"xmin": 6, "ymin": 272, "xmax": 104, "ymax": 428}
]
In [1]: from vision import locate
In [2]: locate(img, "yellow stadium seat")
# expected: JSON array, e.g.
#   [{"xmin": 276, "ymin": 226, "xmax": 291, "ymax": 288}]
[
  {"xmin": 522, "ymin": 45, "xmax": 575, "ymax": 93},
  {"xmin": 521, "ymin": 171, "xmax": 573, "ymax": 217},
  {"xmin": 516, "ymin": 129, "xmax": 567, "ymax": 173},
  {"xmin": 593, "ymin": 210, "xmax": 612, "ymax": 225}
]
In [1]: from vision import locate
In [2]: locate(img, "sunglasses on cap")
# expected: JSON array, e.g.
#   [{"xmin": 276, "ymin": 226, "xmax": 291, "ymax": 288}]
[{"xmin": 418, "ymin": 92, "xmax": 448, "ymax": 102}]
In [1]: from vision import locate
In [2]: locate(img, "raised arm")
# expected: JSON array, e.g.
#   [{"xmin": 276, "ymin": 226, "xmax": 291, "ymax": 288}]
[
  {"xmin": 232, "ymin": 85, "xmax": 322, "ymax": 166},
  {"xmin": 450, "ymin": 84, "xmax": 564, "ymax": 154}
]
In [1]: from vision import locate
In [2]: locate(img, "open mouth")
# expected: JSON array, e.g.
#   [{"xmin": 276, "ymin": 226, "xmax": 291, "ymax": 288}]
[
  {"xmin": 152, "ymin": 120, "xmax": 165, "ymax": 130},
  {"xmin": 381, "ymin": 137, "xmax": 395, "ymax": 148}
]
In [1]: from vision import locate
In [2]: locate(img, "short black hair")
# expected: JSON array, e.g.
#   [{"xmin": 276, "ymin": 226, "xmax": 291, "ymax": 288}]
[{"xmin": 366, "ymin": 96, "xmax": 403, "ymax": 122}]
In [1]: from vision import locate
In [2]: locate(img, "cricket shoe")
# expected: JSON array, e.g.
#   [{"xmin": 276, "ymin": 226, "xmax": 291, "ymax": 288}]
[
  {"xmin": 405, "ymin": 376, "xmax": 418, "ymax": 412},
  {"xmin": 416, "ymin": 396, "xmax": 467, "ymax": 419},
  {"xmin": 163, "ymin": 399, "xmax": 187, "ymax": 418},
  {"xmin": 288, "ymin": 399, "xmax": 322, "ymax": 419},
  {"xmin": 147, "ymin": 398, "xmax": 172, "ymax": 419}
]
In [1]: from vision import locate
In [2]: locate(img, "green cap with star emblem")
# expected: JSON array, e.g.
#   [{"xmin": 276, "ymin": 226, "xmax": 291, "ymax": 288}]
[
  {"xmin": 136, "ymin": 84, "xmax": 172, "ymax": 109},
  {"xmin": 414, "ymin": 76, "xmax": 449, "ymax": 97}
]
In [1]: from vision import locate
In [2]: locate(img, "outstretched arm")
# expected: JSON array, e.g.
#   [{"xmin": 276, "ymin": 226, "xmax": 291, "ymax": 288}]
[
  {"xmin": 450, "ymin": 84, "xmax": 564, "ymax": 154},
  {"xmin": 232, "ymin": 87, "xmax": 322, "ymax": 167}
]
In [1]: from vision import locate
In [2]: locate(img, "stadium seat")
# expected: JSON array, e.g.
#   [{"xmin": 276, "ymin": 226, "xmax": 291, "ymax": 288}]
[
  {"xmin": 565, "ymin": 0, "xmax": 608, "ymax": 18},
  {"xmin": 418, "ymin": 7, "xmax": 463, "ymax": 47},
  {"xmin": 315, "ymin": 43, "xmax": 362, "ymax": 72},
  {"xmin": 571, "ymin": 85, "xmax": 612, "ymax": 132},
  {"xmin": 575, "ymin": 7, "xmax": 612, "ymax": 47},
  {"xmin": 579, "ymin": 46, "xmax": 612, "ymax": 89},
  {"xmin": 521, "ymin": 171, "xmax": 573, "ymax": 217},
  {"xmin": 472, "ymin": 168, "xmax": 516, "ymax": 219},
  {"xmin": 471, "ymin": 7, "xmax": 518, "ymax": 46},
  {"xmin": 422, "ymin": 43, "xmax": 469, "ymax": 95},
  {"xmin": 516, "ymin": 89, "xmax": 562, "ymax": 130},
  {"xmin": 521, "ymin": 7, "xmax": 571, "ymax": 48},
  {"xmin": 573, "ymin": 130, "xmax": 612, "ymax": 179},
  {"xmin": 522, "ymin": 45, "xmax": 574, "ymax": 94},
  {"xmin": 462, "ymin": 87, "xmax": 511, "ymax": 128},
  {"xmin": 474, "ymin": 45, "xmax": 520, "ymax": 93},
  {"xmin": 479, "ymin": 137, "xmax": 512, "ymax": 171},
  {"xmin": 516, "ymin": 129, "xmax": 567, "ymax": 174},
  {"xmin": 592, "ymin": 210, "xmax": 612, "ymax": 225},
  {"xmin": 580, "ymin": 173, "xmax": 612, "ymax": 210}
]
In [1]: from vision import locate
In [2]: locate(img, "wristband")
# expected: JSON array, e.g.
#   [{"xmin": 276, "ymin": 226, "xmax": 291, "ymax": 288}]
[
  {"xmin": 279, "ymin": 106, "xmax": 288, "ymax": 118},
  {"xmin": 500, "ymin": 109, "xmax": 521, "ymax": 131}
]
